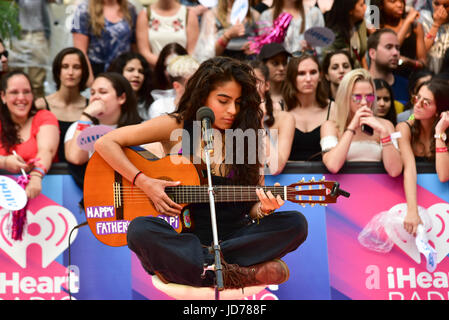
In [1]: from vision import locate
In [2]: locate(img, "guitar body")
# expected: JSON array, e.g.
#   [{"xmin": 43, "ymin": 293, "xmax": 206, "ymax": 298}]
[{"xmin": 84, "ymin": 148, "xmax": 203, "ymax": 247}]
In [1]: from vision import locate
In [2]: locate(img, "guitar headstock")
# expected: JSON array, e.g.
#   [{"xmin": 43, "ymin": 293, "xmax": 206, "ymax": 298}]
[{"xmin": 287, "ymin": 176, "xmax": 350, "ymax": 207}]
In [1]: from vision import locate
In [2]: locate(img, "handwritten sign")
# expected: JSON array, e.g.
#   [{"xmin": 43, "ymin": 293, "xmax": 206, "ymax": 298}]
[
  {"xmin": 0, "ymin": 176, "xmax": 27, "ymax": 211},
  {"xmin": 77, "ymin": 125, "xmax": 114, "ymax": 151},
  {"xmin": 198, "ymin": 0, "xmax": 218, "ymax": 8},
  {"xmin": 230, "ymin": 0, "xmax": 248, "ymax": 25},
  {"xmin": 304, "ymin": 27, "xmax": 335, "ymax": 47}
]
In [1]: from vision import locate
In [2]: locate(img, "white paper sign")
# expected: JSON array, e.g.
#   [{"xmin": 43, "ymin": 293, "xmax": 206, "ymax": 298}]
[
  {"xmin": 230, "ymin": 0, "xmax": 248, "ymax": 25},
  {"xmin": 0, "ymin": 176, "xmax": 27, "ymax": 211},
  {"xmin": 77, "ymin": 125, "xmax": 114, "ymax": 151},
  {"xmin": 198, "ymin": 0, "xmax": 218, "ymax": 8}
]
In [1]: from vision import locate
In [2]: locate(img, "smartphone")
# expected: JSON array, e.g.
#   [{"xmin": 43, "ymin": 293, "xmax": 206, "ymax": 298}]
[{"xmin": 361, "ymin": 124, "xmax": 374, "ymax": 136}]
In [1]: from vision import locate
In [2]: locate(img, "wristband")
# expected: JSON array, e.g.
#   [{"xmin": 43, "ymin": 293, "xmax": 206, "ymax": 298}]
[
  {"xmin": 256, "ymin": 202, "xmax": 274, "ymax": 218},
  {"xmin": 217, "ymin": 37, "xmax": 228, "ymax": 48},
  {"xmin": 381, "ymin": 135, "xmax": 392, "ymax": 144},
  {"xmin": 425, "ymin": 33, "xmax": 435, "ymax": 40},
  {"xmin": 436, "ymin": 147, "xmax": 448, "ymax": 153},
  {"xmin": 76, "ymin": 122, "xmax": 91, "ymax": 131},
  {"xmin": 31, "ymin": 167, "xmax": 45, "ymax": 177},
  {"xmin": 33, "ymin": 162, "xmax": 48, "ymax": 174},
  {"xmin": 81, "ymin": 112, "xmax": 99, "ymax": 125},
  {"xmin": 132, "ymin": 171, "xmax": 143, "ymax": 185}
]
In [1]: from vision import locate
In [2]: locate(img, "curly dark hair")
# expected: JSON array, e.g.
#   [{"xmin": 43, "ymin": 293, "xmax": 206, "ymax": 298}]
[
  {"xmin": 174, "ymin": 56, "xmax": 263, "ymax": 186},
  {"xmin": 107, "ymin": 51, "xmax": 154, "ymax": 111},
  {"xmin": 0, "ymin": 70, "xmax": 38, "ymax": 153}
]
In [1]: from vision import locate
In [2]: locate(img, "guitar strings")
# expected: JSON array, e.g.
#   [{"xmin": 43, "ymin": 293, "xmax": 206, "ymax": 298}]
[{"xmin": 112, "ymin": 185, "xmax": 329, "ymax": 203}]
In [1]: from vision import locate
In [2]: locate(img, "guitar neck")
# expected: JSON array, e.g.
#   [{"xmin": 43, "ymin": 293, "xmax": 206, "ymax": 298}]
[{"xmin": 165, "ymin": 185, "xmax": 289, "ymax": 203}]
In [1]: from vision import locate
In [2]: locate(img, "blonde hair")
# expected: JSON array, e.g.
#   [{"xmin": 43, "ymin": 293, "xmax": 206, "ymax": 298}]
[
  {"xmin": 216, "ymin": 0, "xmax": 253, "ymax": 29},
  {"xmin": 167, "ymin": 55, "xmax": 200, "ymax": 81},
  {"xmin": 334, "ymin": 68, "xmax": 376, "ymax": 135},
  {"xmin": 88, "ymin": 0, "xmax": 132, "ymax": 37}
]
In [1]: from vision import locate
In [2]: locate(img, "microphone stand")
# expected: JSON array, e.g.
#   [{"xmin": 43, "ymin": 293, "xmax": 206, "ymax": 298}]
[{"xmin": 202, "ymin": 125, "xmax": 224, "ymax": 299}]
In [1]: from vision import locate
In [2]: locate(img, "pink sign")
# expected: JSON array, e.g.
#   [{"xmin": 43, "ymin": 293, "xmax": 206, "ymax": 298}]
[
  {"xmin": 76, "ymin": 125, "xmax": 114, "ymax": 151},
  {"xmin": 0, "ymin": 183, "xmax": 78, "ymax": 300}
]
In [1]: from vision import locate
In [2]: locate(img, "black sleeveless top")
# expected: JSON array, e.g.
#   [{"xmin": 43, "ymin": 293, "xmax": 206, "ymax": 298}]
[
  {"xmin": 395, "ymin": 26, "xmax": 418, "ymax": 79},
  {"xmin": 403, "ymin": 121, "xmax": 432, "ymax": 162},
  {"xmin": 180, "ymin": 120, "xmax": 255, "ymax": 245},
  {"xmin": 288, "ymin": 102, "xmax": 331, "ymax": 161},
  {"xmin": 43, "ymin": 97, "xmax": 89, "ymax": 162}
]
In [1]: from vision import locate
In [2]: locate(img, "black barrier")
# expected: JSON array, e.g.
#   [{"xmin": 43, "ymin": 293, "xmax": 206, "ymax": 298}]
[{"xmin": 0, "ymin": 161, "xmax": 437, "ymax": 176}]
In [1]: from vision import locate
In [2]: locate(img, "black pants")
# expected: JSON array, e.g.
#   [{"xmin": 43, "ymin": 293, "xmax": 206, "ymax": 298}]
[{"xmin": 127, "ymin": 211, "xmax": 308, "ymax": 287}]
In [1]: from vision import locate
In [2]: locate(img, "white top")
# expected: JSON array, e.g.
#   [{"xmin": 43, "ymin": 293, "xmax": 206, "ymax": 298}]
[
  {"xmin": 419, "ymin": 10, "xmax": 449, "ymax": 73},
  {"xmin": 147, "ymin": 5, "xmax": 188, "ymax": 56},
  {"xmin": 346, "ymin": 140, "xmax": 382, "ymax": 162},
  {"xmin": 149, "ymin": 96, "xmax": 176, "ymax": 119}
]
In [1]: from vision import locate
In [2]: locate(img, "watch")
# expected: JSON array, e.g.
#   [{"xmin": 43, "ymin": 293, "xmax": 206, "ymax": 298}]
[{"xmin": 434, "ymin": 132, "xmax": 447, "ymax": 141}]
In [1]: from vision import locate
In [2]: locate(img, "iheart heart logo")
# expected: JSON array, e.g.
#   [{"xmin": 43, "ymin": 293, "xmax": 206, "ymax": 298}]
[
  {"xmin": 384, "ymin": 203, "xmax": 449, "ymax": 265},
  {"xmin": 0, "ymin": 203, "xmax": 78, "ymax": 268}
]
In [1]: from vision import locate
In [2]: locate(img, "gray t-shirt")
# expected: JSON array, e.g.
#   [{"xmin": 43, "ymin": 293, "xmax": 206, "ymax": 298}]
[{"xmin": 18, "ymin": 0, "xmax": 46, "ymax": 32}]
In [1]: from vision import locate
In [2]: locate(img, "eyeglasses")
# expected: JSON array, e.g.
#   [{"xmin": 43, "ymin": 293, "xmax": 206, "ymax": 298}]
[
  {"xmin": 0, "ymin": 50, "xmax": 8, "ymax": 59},
  {"xmin": 5, "ymin": 90, "xmax": 33, "ymax": 97},
  {"xmin": 351, "ymin": 94, "xmax": 376, "ymax": 104},
  {"xmin": 412, "ymin": 95, "xmax": 433, "ymax": 108},
  {"xmin": 292, "ymin": 49, "xmax": 317, "ymax": 57}
]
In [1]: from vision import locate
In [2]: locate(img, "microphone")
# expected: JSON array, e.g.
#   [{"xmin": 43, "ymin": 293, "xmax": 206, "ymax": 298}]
[{"xmin": 196, "ymin": 106, "xmax": 215, "ymax": 151}]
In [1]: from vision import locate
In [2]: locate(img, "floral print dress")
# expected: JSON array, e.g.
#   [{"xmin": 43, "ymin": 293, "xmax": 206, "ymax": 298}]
[{"xmin": 147, "ymin": 5, "xmax": 188, "ymax": 55}]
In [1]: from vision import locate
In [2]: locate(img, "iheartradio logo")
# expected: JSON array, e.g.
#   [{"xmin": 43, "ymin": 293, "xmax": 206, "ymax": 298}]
[
  {"xmin": 0, "ymin": 203, "xmax": 78, "ymax": 269},
  {"xmin": 384, "ymin": 203, "xmax": 449, "ymax": 266}
]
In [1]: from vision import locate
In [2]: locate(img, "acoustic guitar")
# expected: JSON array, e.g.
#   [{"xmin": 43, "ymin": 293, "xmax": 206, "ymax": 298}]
[{"xmin": 83, "ymin": 147, "xmax": 349, "ymax": 247}]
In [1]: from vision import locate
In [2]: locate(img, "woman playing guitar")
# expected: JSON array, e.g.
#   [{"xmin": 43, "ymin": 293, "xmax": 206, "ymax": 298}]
[{"xmin": 94, "ymin": 57, "xmax": 308, "ymax": 289}]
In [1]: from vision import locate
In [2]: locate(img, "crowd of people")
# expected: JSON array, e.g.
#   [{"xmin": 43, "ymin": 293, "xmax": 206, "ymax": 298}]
[{"xmin": 1, "ymin": 0, "xmax": 449, "ymax": 240}]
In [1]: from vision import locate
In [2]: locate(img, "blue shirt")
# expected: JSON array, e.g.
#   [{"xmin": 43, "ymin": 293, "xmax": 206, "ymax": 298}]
[
  {"xmin": 391, "ymin": 74, "xmax": 409, "ymax": 106},
  {"xmin": 71, "ymin": 1, "xmax": 137, "ymax": 70}
]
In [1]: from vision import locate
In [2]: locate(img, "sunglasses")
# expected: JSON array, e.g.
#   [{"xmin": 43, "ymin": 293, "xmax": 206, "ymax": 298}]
[
  {"xmin": 291, "ymin": 49, "xmax": 317, "ymax": 57},
  {"xmin": 412, "ymin": 95, "xmax": 433, "ymax": 108},
  {"xmin": 0, "ymin": 50, "xmax": 8, "ymax": 59},
  {"xmin": 351, "ymin": 94, "xmax": 375, "ymax": 104}
]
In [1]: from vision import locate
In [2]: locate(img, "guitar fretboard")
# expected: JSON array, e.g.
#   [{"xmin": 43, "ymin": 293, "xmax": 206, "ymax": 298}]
[{"xmin": 165, "ymin": 185, "xmax": 289, "ymax": 203}]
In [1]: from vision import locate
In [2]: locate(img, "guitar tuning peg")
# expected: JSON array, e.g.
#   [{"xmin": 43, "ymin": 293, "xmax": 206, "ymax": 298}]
[
  {"xmin": 300, "ymin": 177, "xmax": 305, "ymax": 182},
  {"xmin": 319, "ymin": 203, "xmax": 328, "ymax": 207},
  {"xmin": 310, "ymin": 177, "xmax": 315, "ymax": 182},
  {"xmin": 310, "ymin": 203, "xmax": 315, "ymax": 208},
  {"xmin": 301, "ymin": 203, "xmax": 306, "ymax": 208},
  {"xmin": 320, "ymin": 176, "xmax": 325, "ymax": 181}
]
